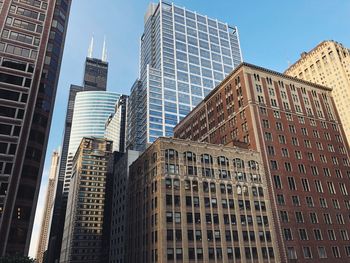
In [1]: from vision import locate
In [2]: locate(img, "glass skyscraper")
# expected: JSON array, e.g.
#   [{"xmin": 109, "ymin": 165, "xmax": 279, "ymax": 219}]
[
  {"xmin": 127, "ymin": 1, "xmax": 242, "ymax": 150},
  {"xmin": 63, "ymin": 91, "xmax": 120, "ymax": 194}
]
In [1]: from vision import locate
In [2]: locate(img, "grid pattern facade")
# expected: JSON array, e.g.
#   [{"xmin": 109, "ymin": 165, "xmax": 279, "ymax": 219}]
[
  {"xmin": 285, "ymin": 40, "xmax": 350, "ymax": 143},
  {"xmin": 107, "ymin": 150, "xmax": 140, "ymax": 263},
  {"xmin": 60, "ymin": 138, "xmax": 112, "ymax": 263},
  {"xmin": 174, "ymin": 63, "xmax": 350, "ymax": 262},
  {"xmin": 128, "ymin": 1, "xmax": 242, "ymax": 150},
  {"xmin": 0, "ymin": 0, "xmax": 71, "ymax": 254},
  {"xmin": 127, "ymin": 137, "xmax": 279, "ymax": 263}
]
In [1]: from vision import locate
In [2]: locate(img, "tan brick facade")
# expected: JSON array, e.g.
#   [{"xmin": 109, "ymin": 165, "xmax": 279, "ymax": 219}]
[{"xmin": 127, "ymin": 137, "xmax": 279, "ymax": 263}]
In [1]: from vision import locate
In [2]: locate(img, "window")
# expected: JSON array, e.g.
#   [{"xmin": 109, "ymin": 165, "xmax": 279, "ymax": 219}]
[
  {"xmin": 318, "ymin": 247, "xmax": 327, "ymax": 259},
  {"xmin": 303, "ymin": 247, "xmax": 312, "ymax": 259},
  {"xmin": 332, "ymin": 247, "xmax": 340, "ymax": 258},
  {"xmin": 273, "ymin": 175, "xmax": 282, "ymax": 189},
  {"xmin": 284, "ymin": 228, "xmax": 293, "ymax": 240},
  {"xmin": 287, "ymin": 247, "xmax": 297, "ymax": 260},
  {"xmin": 280, "ymin": 211, "xmax": 289, "ymax": 222},
  {"xmin": 288, "ymin": 177, "xmax": 296, "ymax": 190},
  {"xmin": 299, "ymin": 229, "xmax": 308, "ymax": 240},
  {"xmin": 295, "ymin": 211, "xmax": 304, "ymax": 223},
  {"xmin": 314, "ymin": 229, "xmax": 323, "ymax": 240}
]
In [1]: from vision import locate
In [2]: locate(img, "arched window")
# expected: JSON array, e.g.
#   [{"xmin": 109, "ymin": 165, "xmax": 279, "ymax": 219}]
[
  {"xmin": 165, "ymin": 149, "xmax": 178, "ymax": 159},
  {"xmin": 165, "ymin": 149, "xmax": 179, "ymax": 174},
  {"xmin": 248, "ymin": 160, "xmax": 259, "ymax": 170},
  {"xmin": 201, "ymin": 154, "xmax": 213, "ymax": 164},
  {"xmin": 217, "ymin": 156, "xmax": 229, "ymax": 166},
  {"xmin": 184, "ymin": 151, "xmax": 197, "ymax": 176},
  {"xmin": 201, "ymin": 154, "xmax": 214, "ymax": 178},
  {"xmin": 184, "ymin": 151, "xmax": 196, "ymax": 162},
  {"xmin": 233, "ymin": 158, "xmax": 245, "ymax": 169}
]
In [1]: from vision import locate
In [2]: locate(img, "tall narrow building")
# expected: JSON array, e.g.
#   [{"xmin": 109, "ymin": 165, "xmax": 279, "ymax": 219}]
[
  {"xmin": 47, "ymin": 52, "xmax": 109, "ymax": 262},
  {"xmin": 174, "ymin": 63, "xmax": 350, "ymax": 262},
  {"xmin": 0, "ymin": 0, "xmax": 71, "ymax": 255},
  {"xmin": 36, "ymin": 151, "xmax": 60, "ymax": 263},
  {"xmin": 127, "ymin": 1, "xmax": 242, "ymax": 150},
  {"xmin": 60, "ymin": 138, "xmax": 113, "ymax": 263},
  {"xmin": 285, "ymin": 40, "xmax": 350, "ymax": 142},
  {"xmin": 105, "ymin": 95, "xmax": 129, "ymax": 153}
]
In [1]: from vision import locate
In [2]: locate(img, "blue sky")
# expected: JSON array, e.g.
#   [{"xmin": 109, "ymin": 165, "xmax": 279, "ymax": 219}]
[{"xmin": 29, "ymin": 0, "xmax": 350, "ymax": 257}]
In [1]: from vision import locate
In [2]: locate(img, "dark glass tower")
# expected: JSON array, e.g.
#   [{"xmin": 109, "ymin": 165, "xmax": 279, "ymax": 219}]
[
  {"xmin": 46, "ymin": 55, "xmax": 108, "ymax": 263},
  {"xmin": 83, "ymin": 57, "xmax": 108, "ymax": 91},
  {"xmin": 0, "ymin": 0, "xmax": 72, "ymax": 255}
]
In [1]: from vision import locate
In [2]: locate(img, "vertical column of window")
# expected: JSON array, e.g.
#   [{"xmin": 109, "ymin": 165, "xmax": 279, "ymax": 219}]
[
  {"xmin": 196, "ymin": 14, "xmax": 213, "ymax": 96},
  {"xmin": 228, "ymin": 26, "xmax": 242, "ymax": 68}
]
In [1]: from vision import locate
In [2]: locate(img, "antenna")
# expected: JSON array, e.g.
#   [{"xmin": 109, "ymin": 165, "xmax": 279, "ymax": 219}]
[
  {"xmin": 88, "ymin": 35, "xmax": 94, "ymax": 58},
  {"xmin": 102, "ymin": 36, "xmax": 107, "ymax": 62}
]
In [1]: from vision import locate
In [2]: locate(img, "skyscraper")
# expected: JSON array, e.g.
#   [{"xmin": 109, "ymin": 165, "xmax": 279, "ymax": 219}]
[
  {"xmin": 36, "ymin": 151, "xmax": 60, "ymax": 263},
  {"xmin": 64, "ymin": 91, "xmax": 120, "ymax": 197},
  {"xmin": 60, "ymin": 138, "xmax": 113, "ymax": 263},
  {"xmin": 285, "ymin": 40, "xmax": 350, "ymax": 142},
  {"xmin": 174, "ymin": 62, "xmax": 350, "ymax": 262},
  {"xmin": 0, "ymin": 0, "xmax": 71, "ymax": 255},
  {"xmin": 105, "ymin": 95, "xmax": 129, "ymax": 153},
  {"xmin": 47, "ymin": 52, "xmax": 109, "ymax": 263},
  {"xmin": 127, "ymin": 1, "xmax": 242, "ymax": 150}
]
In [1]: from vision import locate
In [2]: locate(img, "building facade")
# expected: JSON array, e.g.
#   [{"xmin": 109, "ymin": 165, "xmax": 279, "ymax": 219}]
[
  {"xmin": 105, "ymin": 150, "xmax": 140, "ymax": 263},
  {"xmin": 174, "ymin": 63, "xmax": 350, "ymax": 262},
  {"xmin": 60, "ymin": 138, "xmax": 112, "ymax": 263},
  {"xmin": 82, "ymin": 57, "xmax": 108, "ymax": 91},
  {"xmin": 285, "ymin": 40, "xmax": 350, "ymax": 143},
  {"xmin": 127, "ymin": 0, "xmax": 242, "ymax": 150},
  {"xmin": 127, "ymin": 137, "xmax": 279, "ymax": 263},
  {"xmin": 47, "ymin": 55, "xmax": 108, "ymax": 263},
  {"xmin": 36, "ymin": 150, "xmax": 60, "ymax": 263},
  {"xmin": 63, "ymin": 91, "xmax": 120, "ymax": 196},
  {"xmin": 105, "ymin": 95, "xmax": 128, "ymax": 153},
  {"xmin": 0, "ymin": 0, "xmax": 71, "ymax": 255}
]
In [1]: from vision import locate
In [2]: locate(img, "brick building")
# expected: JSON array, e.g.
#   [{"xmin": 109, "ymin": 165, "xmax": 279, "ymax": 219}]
[
  {"xmin": 126, "ymin": 137, "xmax": 279, "ymax": 263},
  {"xmin": 174, "ymin": 62, "xmax": 350, "ymax": 262}
]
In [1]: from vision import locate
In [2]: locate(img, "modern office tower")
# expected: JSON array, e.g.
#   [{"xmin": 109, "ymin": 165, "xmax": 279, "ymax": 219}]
[
  {"xmin": 285, "ymin": 40, "xmax": 350, "ymax": 142},
  {"xmin": 126, "ymin": 137, "xmax": 279, "ymax": 262},
  {"xmin": 36, "ymin": 151, "xmax": 60, "ymax": 263},
  {"xmin": 105, "ymin": 95, "xmax": 129, "ymax": 153},
  {"xmin": 47, "ymin": 53, "xmax": 109, "ymax": 263},
  {"xmin": 0, "ymin": 0, "xmax": 71, "ymax": 255},
  {"xmin": 60, "ymin": 138, "xmax": 113, "ymax": 263},
  {"xmin": 127, "ymin": 1, "xmax": 242, "ymax": 150},
  {"xmin": 64, "ymin": 91, "xmax": 120, "ymax": 195},
  {"xmin": 126, "ymin": 80, "xmax": 143, "ymax": 150},
  {"xmin": 103, "ymin": 150, "xmax": 140, "ymax": 263},
  {"xmin": 174, "ymin": 62, "xmax": 350, "ymax": 263},
  {"xmin": 83, "ymin": 57, "xmax": 108, "ymax": 91}
]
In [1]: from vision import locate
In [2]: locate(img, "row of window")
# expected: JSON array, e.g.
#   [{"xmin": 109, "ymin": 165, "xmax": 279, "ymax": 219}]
[
  {"xmin": 287, "ymin": 245, "xmax": 350, "ymax": 260},
  {"xmin": 165, "ymin": 178, "xmax": 264, "ymax": 197},
  {"xmin": 166, "ymin": 194, "xmax": 266, "ymax": 211},
  {"xmin": 165, "ymin": 246, "xmax": 274, "ymax": 260},
  {"xmin": 166, "ymin": 211, "xmax": 269, "ymax": 226},
  {"xmin": 273, "ymin": 175, "xmax": 349, "ymax": 196}
]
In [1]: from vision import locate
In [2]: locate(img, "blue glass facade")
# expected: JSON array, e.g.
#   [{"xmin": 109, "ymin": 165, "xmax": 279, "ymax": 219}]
[{"xmin": 128, "ymin": 1, "xmax": 242, "ymax": 150}]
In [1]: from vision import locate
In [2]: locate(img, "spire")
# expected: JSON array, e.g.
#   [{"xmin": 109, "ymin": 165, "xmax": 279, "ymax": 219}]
[
  {"xmin": 102, "ymin": 36, "xmax": 107, "ymax": 62},
  {"xmin": 88, "ymin": 36, "xmax": 94, "ymax": 58}
]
